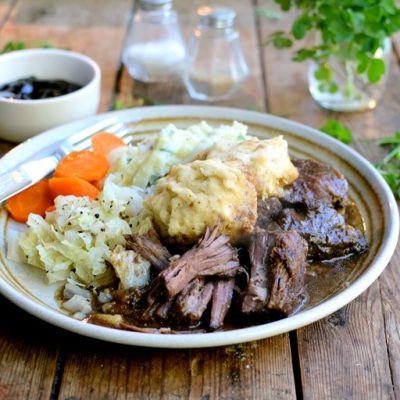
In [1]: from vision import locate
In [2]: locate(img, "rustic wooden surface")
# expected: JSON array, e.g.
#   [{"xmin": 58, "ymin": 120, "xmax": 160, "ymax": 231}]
[{"xmin": 0, "ymin": 0, "xmax": 399, "ymax": 399}]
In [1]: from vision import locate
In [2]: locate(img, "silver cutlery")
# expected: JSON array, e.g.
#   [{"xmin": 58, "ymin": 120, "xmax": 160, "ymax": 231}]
[{"xmin": 0, "ymin": 117, "xmax": 129, "ymax": 203}]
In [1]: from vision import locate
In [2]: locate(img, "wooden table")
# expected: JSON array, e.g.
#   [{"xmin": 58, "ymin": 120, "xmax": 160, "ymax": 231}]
[{"xmin": 0, "ymin": 1, "xmax": 399, "ymax": 399}]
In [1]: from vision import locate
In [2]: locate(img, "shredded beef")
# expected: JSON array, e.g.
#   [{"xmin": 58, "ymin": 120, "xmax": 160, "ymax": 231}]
[
  {"xmin": 160, "ymin": 227, "xmax": 239, "ymax": 298},
  {"xmin": 210, "ymin": 279, "xmax": 235, "ymax": 330},
  {"xmin": 125, "ymin": 230, "xmax": 171, "ymax": 272},
  {"xmin": 172, "ymin": 278, "xmax": 214, "ymax": 325},
  {"xmin": 242, "ymin": 228, "xmax": 308, "ymax": 316}
]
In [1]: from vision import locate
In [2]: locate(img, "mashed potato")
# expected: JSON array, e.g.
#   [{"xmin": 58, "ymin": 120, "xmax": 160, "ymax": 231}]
[
  {"xmin": 145, "ymin": 159, "xmax": 257, "ymax": 245},
  {"xmin": 109, "ymin": 121, "xmax": 248, "ymax": 188},
  {"xmin": 206, "ymin": 136, "xmax": 298, "ymax": 199}
]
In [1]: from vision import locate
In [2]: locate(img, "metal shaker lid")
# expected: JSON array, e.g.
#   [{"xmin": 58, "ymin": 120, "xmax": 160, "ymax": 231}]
[
  {"xmin": 197, "ymin": 6, "xmax": 236, "ymax": 29},
  {"xmin": 140, "ymin": 0, "xmax": 172, "ymax": 11}
]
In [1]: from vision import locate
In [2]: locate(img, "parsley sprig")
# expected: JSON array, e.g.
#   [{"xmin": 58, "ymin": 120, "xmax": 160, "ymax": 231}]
[
  {"xmin": 376, "ymin": 132, "xmax": 400, "ymax": 198},
  {"xmin": 1, "ymin": 40, "xmax": 55, "ymax": 54},
  {"xmin": 268, "ymin": 1, "xmax": 400, "ymax": 91},
  {"xmin": 320, "ymin": 120, "xmax": 352, "ymax": 144}
]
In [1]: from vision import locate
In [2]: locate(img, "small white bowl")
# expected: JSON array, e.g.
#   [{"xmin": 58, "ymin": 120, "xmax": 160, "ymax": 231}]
[{"xmin": 0, "ymin": 49, "xmax": 101, "ymax": 142}]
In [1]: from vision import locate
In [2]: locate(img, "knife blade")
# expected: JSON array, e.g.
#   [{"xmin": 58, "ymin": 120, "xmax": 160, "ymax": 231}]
[{"xmin": 0, "ymin": 117, "xmax": 123, "ymax": 203}]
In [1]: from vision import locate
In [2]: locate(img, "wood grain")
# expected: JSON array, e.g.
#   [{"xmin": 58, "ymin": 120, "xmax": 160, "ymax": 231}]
[
  {"xmin": 0, "ymin": 1, "xmax": 134, "ymax": 398},
  {"xmin": 0, "ymin": 296, "xmax": 60, "ymax": 400},
  {"xmin": 257, "ymin": 1, "xmax": 399, "ymax": 398},
  {"xmin": 57, "ymin": 1, "xmax": 296, "ymax": 399},
  {"xmin": 379, "ymin": 247, "xmax": 400, "ymax": 398}
]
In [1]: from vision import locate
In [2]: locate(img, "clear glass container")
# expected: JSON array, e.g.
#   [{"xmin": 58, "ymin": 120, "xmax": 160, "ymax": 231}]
[
  {"xmin": 308, "ymin": 38, "xmax": 391, "ymax": 112},
  {"xmin": 122, "ymin": 0, "xmax": 186, "ymax": 83},
  {"xmin": 183, "ymin": 6, "xmax": 248, "ymax": 101}
]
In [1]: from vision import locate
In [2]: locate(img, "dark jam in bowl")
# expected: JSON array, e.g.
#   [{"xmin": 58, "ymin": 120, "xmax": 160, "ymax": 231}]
[{"xmin": 0, "ymin": 76, "xmax": 82, "ymax": 100}]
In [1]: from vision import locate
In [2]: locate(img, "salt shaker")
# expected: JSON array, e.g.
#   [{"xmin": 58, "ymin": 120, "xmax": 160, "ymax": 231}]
[
  {"xmin": 183, "ymin": 6, "xmax": 248, "ymax": 101},
  {"xmin": 122, "ymin": 0, "xmax": 186, "ymax": 83}
]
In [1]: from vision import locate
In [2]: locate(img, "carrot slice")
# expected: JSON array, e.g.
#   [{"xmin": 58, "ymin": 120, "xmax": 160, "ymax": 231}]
[
  {"xmin": 91, "ymin": 178, "xmax": 105, "ymax": 190},
  {"xmin": 54, "ymin": 150, "xmax": 109, "ymax": 181},
  {"xmin": 46, "ymin": 205, "xmax": 56, "ymax": 213},
  {"xmin": 91, "ymin": 132, "xmax": 126, "ymax": 157},
  {"xmin": 6, "ymin": 180, "xmax": 53, "ymax": 223},
  {"xmin": 49, "ymin": 177, "xmax": 99, "ymax": 200}
]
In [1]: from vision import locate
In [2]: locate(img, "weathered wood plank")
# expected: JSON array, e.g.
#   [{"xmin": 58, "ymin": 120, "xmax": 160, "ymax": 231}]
[
  {"xmin": 57, "ymin": 1, "xmax": 296, "ymax": 399},
  {"xmin": 0, "ymin": 3, "xmax": 58, "ymax": 398},
  {"xmin": 0, "ymin": 0, "xmax": 14, "ymax": 29},
  {"xmin": 0, "ymin": 295, "xmax": 60, "ymax": 399},
  {"xmin": 379, "ymin": 247, "xmax": 400, "ymax": 398},
  {"xmin": 258, "ymin": 1, "xmax": 399, "ymax": 398},
  {"xmin": 0, "ymin": 1, "xmax": 135, "ymax": 398},
  {"xmin": 0, "ymin": 0, "xmax": 133, "ymax": 112}
]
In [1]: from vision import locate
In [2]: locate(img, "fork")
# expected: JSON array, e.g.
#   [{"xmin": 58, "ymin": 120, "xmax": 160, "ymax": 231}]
[{"xmin": 0, "ymin": 117, "xmax": 131, "ymax": 203}]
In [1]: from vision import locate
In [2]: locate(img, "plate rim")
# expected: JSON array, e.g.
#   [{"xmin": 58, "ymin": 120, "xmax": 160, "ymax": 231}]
[{"xmin": 0, "ymin": 105, "xmax": 398, "ymax": 348}]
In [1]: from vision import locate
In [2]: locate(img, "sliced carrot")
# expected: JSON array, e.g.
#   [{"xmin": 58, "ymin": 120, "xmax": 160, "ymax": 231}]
[
  {"xmin": 6, "ymin": 180, "xmax": 53, "ymax": 223},
  {"xmin": 54, "ymin": 150, "xmax": 109, "ymax": 181},
  {"xmin": 49, "ymin": 177, "xmax": 99, "ymax": 200},
  {"xmin": 91, "ymin": 132, "xmax": 126, "ymax": 157},
  {"xmin": 46, "ymin": 205, "xmax": 56, "ymax": 213},
  {"xmin": 91, "ymin": 178, "xmax": 105, "ymax": 190}
]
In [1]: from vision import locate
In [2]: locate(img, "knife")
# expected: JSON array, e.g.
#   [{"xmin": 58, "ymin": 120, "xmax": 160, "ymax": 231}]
[{"xmin": 0, "ymin": 117, "xmax": 126, "ymax": 203}]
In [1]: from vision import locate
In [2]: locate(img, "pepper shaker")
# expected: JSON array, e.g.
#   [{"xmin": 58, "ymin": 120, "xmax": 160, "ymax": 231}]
[
  {"xmin": 183, "ymin": 6, "xmax": 248, "ymax": 101},
  {"xmin": 122, "ymin": 0, "xmax": 186, "ymax": 83}
]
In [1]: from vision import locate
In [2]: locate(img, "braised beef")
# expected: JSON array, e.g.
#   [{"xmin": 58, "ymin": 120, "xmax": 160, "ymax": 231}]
[
  {"xmin": 256, "ymin": 197, "xmax": 282, "ymax": 229},
  {"xmin": 87, "ymin": 155, "xmax": 370, "ymax": 333},
  {"xmin": 210, "ymin": 279, "xmax": 235, "ymax": 330},
  {"xmin": 266, "ymin": 230, "xmax": 308, "ymax": 315},
  {"xmin": 283, "ymin": 159, "xmax": 348, "ymax": 209},
  {"xmin": 138, "ymin": 227, "xmax": 243, "ymax": 329},
  {"xmin": 279, "ymin": 203, "xmax": 368, "ymax": 259},
  {"xmin": 160, "ymin": 227, "xmax": 239, "ymax": 298},
  {"xmin": 172, "ymin": 278, "xmax": 214, "ymax": 325},
  {"xmin": 242, "ymin": 228, "xmax": 308, "ymax": 316},
  {"xmin": 241, "ymin": 228, "xmax": 275, "ymax": 313},
  {"xmin": 125, "ymin": 230, "xmax": 171, "ymax": 272}
]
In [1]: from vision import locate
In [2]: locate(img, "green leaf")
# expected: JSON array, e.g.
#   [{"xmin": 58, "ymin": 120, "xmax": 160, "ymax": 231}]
[
  {"xmin": 291, "ymin": 14, "xmax": 314, "ymax": 40},
  {"xmin": 266, "ymin": 32, "xmax": 293, "ymax": 48},
  {"xmin": 314, "ymin": 64, "xmax": 332, "ymax": 81},
  {"xmin": 378, "ymin": 131, "xmax": 400, "ymax": 145},
  {"xmin": 356, "ymin": 53, "xmax": 370, "ymax": 74},
  {"xmin": 292, "ymin": 48, "xmax": 316, "ymax": 61},
  {"xmin": 274, "ymin": 0, "xmax": 292, "ymax": 11},
  {"xmin": 1, "ymin": 41, "xmax": 26, "ymax": 53},
  {"xmin": 367, "ymin": 58, "xmax": 385, "ymax": 83},
  {"xmin": 376, "ymin": 132, "xmax": 400, "ymax": 198},
  {"xmin": 320, "ymin": 120, "xmax": 353, "ymax": 144}
]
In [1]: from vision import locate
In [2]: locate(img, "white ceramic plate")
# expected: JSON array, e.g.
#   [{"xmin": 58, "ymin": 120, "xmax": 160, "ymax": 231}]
[{"xmin": 0, "ymin": 106, "xmax": 398, "ymax": 348}]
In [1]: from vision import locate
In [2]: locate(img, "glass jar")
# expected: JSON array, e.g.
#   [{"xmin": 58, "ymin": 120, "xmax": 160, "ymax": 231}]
[
  {"xmin": 122, "ymin": 0, "xmax": 186, "ymax": 83},
  {"xmin": 308, "ymin": 38, "xmax": 391, "ymax": 112},
  {"xmin": 183, "ymin": 6, "xmax": 248, "ymax": 101}
]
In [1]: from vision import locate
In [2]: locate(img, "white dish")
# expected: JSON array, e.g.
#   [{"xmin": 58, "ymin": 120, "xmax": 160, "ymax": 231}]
[
  {"xmin": 0, "ymin": 49, "xmax": 101, "ymax": 142},
  {"xmin": 0, "ymin": 105, "xmax": 398, "ymax": 348}
]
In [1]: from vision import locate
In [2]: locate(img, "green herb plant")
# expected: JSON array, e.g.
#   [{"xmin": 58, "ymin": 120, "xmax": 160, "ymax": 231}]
[
  {"xmin": 319, "ymin": 119, "xmax": 399, "ymax": 199},
  {"xmin": 267, "ymin": 1, "xmax": 400, "ymax": 97}
]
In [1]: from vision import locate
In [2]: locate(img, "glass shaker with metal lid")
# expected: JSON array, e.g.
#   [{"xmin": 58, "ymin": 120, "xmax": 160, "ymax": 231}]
[
  {"xmin": 122, "ymin": 0, "xmax": 186, "ymax": 83},
  {"xmin": 183, "ymin": 6, "xmax": 248, "ymax": 101}
]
